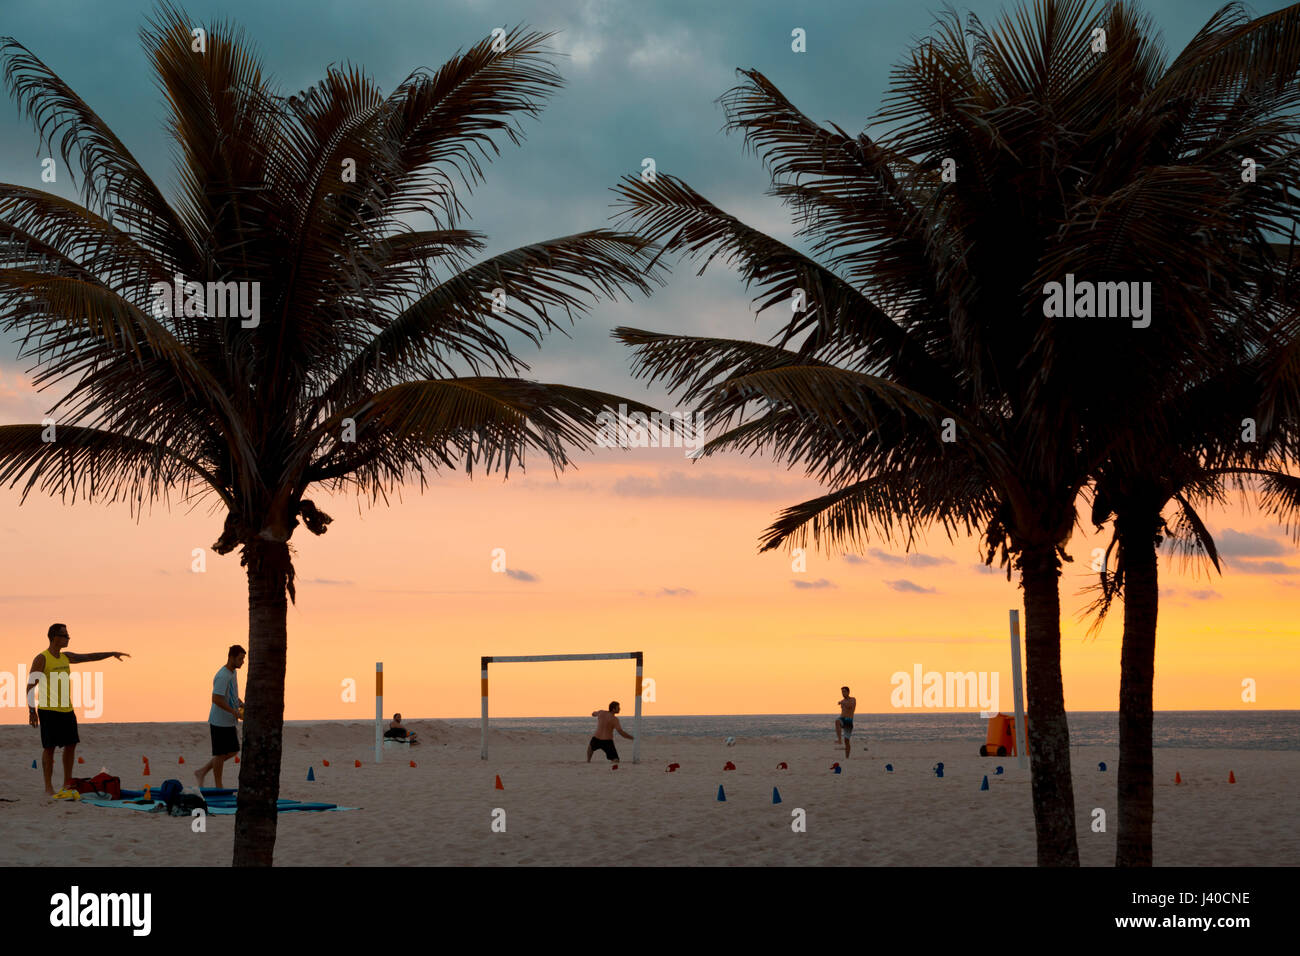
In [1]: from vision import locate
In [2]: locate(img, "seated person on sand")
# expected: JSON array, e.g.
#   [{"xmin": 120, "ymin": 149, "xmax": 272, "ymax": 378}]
[
  {"xmin": 384, "ymin": 713, "xmax": 418, "ymax": 744},
  {"xmin": 587, "ymin": 701, "xmax": 633, "ymax": 762}
]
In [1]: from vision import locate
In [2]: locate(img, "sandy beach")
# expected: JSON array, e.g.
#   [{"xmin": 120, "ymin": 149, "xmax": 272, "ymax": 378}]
[{"xmin": 1, "ymin": 720, "xmax": 1294, "ymax": 866}]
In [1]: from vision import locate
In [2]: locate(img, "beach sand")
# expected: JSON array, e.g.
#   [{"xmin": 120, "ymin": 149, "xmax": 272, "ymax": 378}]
[{"xmin": 1, "ymin": 720, "xmax": 1295, "ymax": 866}]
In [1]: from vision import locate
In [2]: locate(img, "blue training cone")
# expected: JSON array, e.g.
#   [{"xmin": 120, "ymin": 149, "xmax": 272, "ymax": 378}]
[
  {"xmin": 307, "ymin": 766, "xmax": 315, "ymax": 781},
  {"xmin": 32, "ymin": 759, "xmax": 37, "ymax": 769},
  {"xmin": 717, "ymin": 784, "xmax": 726, "ymax": 802},
  {"xmin": 934, "ymin": 762, "xmax": 945, "ymax": 778},
  {"xmin": 1098, "ymin": 761, "xmax": 1107, "ymax": 772},
  {"xmin": 885, "ymin": 764, "xmax": 894, "ymax": 772},
  {"xmin": 995, "ymin": 766, "xmax": 1004, "ymax": 775},
  {"xmin": 772, "ymin": 787, "xmax": 782, "ymax": 804},
  {"xmin": 980, "ymin": 775, "xmax": 989, "ymax": 791},
  {"xmin": 832, "ymin": 765, "xmax": 842, "ymax": 774}
]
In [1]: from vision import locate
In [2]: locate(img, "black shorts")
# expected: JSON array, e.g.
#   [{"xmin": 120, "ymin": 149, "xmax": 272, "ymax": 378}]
[
  {"xmin": 38, "ymin": 709, "xmax": 79, "ymax": 749},
  {"xmin": 589, "ymin": 737, "xmax": 619, "ymax": 761},
  {"xmin": 210, "ymin": 724, "xmax": 240, "ymax": 756}
]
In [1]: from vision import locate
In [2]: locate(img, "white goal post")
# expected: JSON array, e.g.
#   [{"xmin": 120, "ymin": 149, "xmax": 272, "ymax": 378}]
[{"xmin": 480, "ymin": 652, "xmax": 643, "ymax": 763}]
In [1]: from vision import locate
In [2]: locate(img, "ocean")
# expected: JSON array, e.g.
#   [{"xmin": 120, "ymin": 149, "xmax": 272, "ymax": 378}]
[{"xmin": 445, "ymin": 711, "xmax": 1300, "ymax": 751}]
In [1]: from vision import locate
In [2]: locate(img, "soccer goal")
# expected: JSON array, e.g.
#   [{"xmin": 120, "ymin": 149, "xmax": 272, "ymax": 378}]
[{"xmin": 480, "ymin": 652, "xmax": 643, "ymax": 763}]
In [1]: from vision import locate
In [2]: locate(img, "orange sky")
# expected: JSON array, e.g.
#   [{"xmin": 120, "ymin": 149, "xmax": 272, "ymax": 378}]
[{"xmin": 2, "ymin": 428, "xmax": 1297, "ymax": 723}]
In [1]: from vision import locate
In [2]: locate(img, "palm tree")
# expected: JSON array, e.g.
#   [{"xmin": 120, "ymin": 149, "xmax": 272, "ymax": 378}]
[
  {"xmin": 613, "ymin": 0, "xmax": 1300, "ymax": 865},
  {"xmin": 1085, "ymin": 282, "xmax": 1300, "ymax": 866},
  {"xmin": 0, "ymin": 7, "xmax": 665, "ymax": 865}
]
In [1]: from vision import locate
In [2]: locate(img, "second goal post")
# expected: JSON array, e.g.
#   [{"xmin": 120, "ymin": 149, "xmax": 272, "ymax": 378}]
[{"xmin": 480, "ymin": 652, "xmax": 643, "ymax": 763}]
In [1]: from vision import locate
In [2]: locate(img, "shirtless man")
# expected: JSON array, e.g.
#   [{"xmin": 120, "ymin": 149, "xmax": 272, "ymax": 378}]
[
  {"xmin": 384, "ymin": 713, "xmax": 418, "ymax": 744},
  {"xmin": 587, "ymin": 701, "xmax": 633, "ymax": 762},
  {"xmin": 835, "ymin": 686, "xmax": 857, "ymax": 758}
]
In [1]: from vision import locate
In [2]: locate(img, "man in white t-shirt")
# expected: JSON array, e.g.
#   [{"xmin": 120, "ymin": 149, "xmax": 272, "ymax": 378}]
[{"xmin": 196, "ymin": 645, "xmax": 245, "ymax": 789}]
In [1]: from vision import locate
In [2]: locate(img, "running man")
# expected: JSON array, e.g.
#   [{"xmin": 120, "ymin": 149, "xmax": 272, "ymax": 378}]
[
  {"xmin": 587, "ymin": 701, "xmax": 633, "ymax": 762},
  {"xmin": 196, "ymin": 645, "xmax": 244, "ymax": 789},
  {"xmin": 835, "ymin": 686, "xmax": 857, "ymax": 758},
  {"xmin": 26, "ymin": 623, "xmax": 130, "ymax": 795}
]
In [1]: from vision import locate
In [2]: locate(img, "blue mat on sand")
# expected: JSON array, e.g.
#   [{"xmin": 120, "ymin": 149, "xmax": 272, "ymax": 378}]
[{"xmin": 81, "ymin": 789, "xmax": 354, "ymax": 813}]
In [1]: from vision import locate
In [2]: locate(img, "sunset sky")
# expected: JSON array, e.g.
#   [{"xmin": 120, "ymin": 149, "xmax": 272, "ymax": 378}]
[{"xmin": 1, "ymin": 0, "xmax": 1297, "ymax": 722}]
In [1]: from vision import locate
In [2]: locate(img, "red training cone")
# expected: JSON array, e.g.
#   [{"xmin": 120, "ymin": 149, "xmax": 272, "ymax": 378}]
[
  {"xmin": 233, "ymin": 756, "xmax": 240, "ymax": 764},
  {"xmin": 354, "ymin": 759, "xmax": 362, "ymax": 768},
  {"xmin": 142, "ymin": 764, "xmax": 150, "ymax": 776},
  {"xmin": 494, "ymin": 774, "xmax": 505, "ymax": 790},
  {"xmin": 321, "ymin": 759, "xmax": 329, "ymax": 767},
  {"xmin": 612, "ymin": 763, "xmax": 619, "ymax": 770},
  {"xmin": 77, "ymin": 757, "xmax": 84, "ymax": 764},
  {"xmin": 1228, "ymin": 771, "xmax": 1236, "ymax": 784},
  {"xmin": 409, "ymin": 760, "xmax": 416, "ymax": 768},
  {"xmin": 723, "ymin": 761, "xmax": 736, "ymax": 771},
  {"xmin": 178, "ymin": 756, "xmax": 185, "ymax": 765},
  {"xmin": 665, "ymin": 763, "xmax": 680, "ymax": 773},
  {"xmin": 1175, "ymin": 771, "xmax": 1182, "ymax": 784},
  {"xmin": 777, "ymin": 762, "xmax": 788, "ymax": 770}
]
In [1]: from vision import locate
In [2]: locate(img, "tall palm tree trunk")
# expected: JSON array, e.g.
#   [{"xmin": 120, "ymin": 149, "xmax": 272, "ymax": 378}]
[
  {"xmin": 1020, "ymin": 545, "xmax": 1081, "ymax": 866},
  {"xmin": 1116, "ymin": 513, "xmax": 1159, "ymax": 866},
  {"xmin": 232, "ymin": 538, "xmax": 290, "ymax": 867}
]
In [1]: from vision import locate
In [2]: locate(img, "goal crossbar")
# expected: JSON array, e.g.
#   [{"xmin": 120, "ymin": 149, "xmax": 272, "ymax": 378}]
[{"xmin": 480, "ymin": 652, "xmax": 643, "ymax": 763}]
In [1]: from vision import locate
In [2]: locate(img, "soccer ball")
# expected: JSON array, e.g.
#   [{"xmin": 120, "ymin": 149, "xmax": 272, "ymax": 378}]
[{"xmin": 724, "ymin": 736, "xmax": 736, "ymax": 747}]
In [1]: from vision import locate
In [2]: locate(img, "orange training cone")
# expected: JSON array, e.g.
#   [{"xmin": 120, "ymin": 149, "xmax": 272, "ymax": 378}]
[
  {"xmin": 494, "ymin": 775, "xmax": 505, "ymax": 790},
  {"xmin": 142, "ymin": 764, "xmax": 150, "ymax": 776},
  {"xmin": 1175, "ymin": 771, "xmax": 1182, "ymax": 784},
  {"xmin": 1228, "ymin": 771, "xmax": 1236, "ymax": 784},
  {"xmin": 409, "ymin": 760, "xmax": 416, "ymax": 768},
  {"xmin": 354, "ymin": 759, "xmax": 362, "ymax": 768},
  {"xmin": 322, "ymin": 759, "xmax": 329, "ymax": 767},
  {"xmin": 77, "ymin": 757, "xmax": 84, "ymax": 764}
]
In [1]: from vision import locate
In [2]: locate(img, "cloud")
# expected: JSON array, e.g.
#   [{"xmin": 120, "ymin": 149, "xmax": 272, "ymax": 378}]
[
  {"xmin": 0, "ymin": 365, "xmax": 52, "ymax": 424},
  {"xmin": 560, "ymin": 0, "xmax": 611, "ymax": 70},
  {"xmin": 612, "ymin": 470, "xmax": 811, "ymax": 500},
  {"xmin": 792, "ymin": 578, "xmax": 835, "ymax": 589},
  {"xmin": 628, "ymin": 26, "xmax": 700, "ymax": 71},
  {"xmin": 842, "ymin": 555, "xmax": 867, "ymax": 565},
  {"xmin": 867, "ymin": 548, "xmax": 953, "ymax": 567},
  {"xmin": 1186, "ymin": 589, "xmax": 1222, "ymax": 601},
  {"xmin": 885, "ymin": 579, "xmax": 937, "ymax": 594},
  {"xmin": 305, "ymin": 578, "xmax": 353, "ymax": 586},
  {"xmin": 814, "ymin": 634, "xmax": 1003, "ymax": 645},
  {"xmin": 1230, "ymin": 559, "xmax": 1300, "ymax": 575},
  {"xmin": 653, "ymin": 587, "xmax": 693, "ymax": 597},
  {"xmin": 1216, "ymin": 528, "xmax": 1289, "ymax": 558},
  {"xmin": 504, "ymin": 568, "xmax": 538, "ymax": 582}
]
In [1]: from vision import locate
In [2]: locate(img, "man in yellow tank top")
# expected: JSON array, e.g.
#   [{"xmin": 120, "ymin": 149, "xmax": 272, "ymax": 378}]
[{"xmin": 26, "ymin": 623, "xmax": 130, "ymax": 795}]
